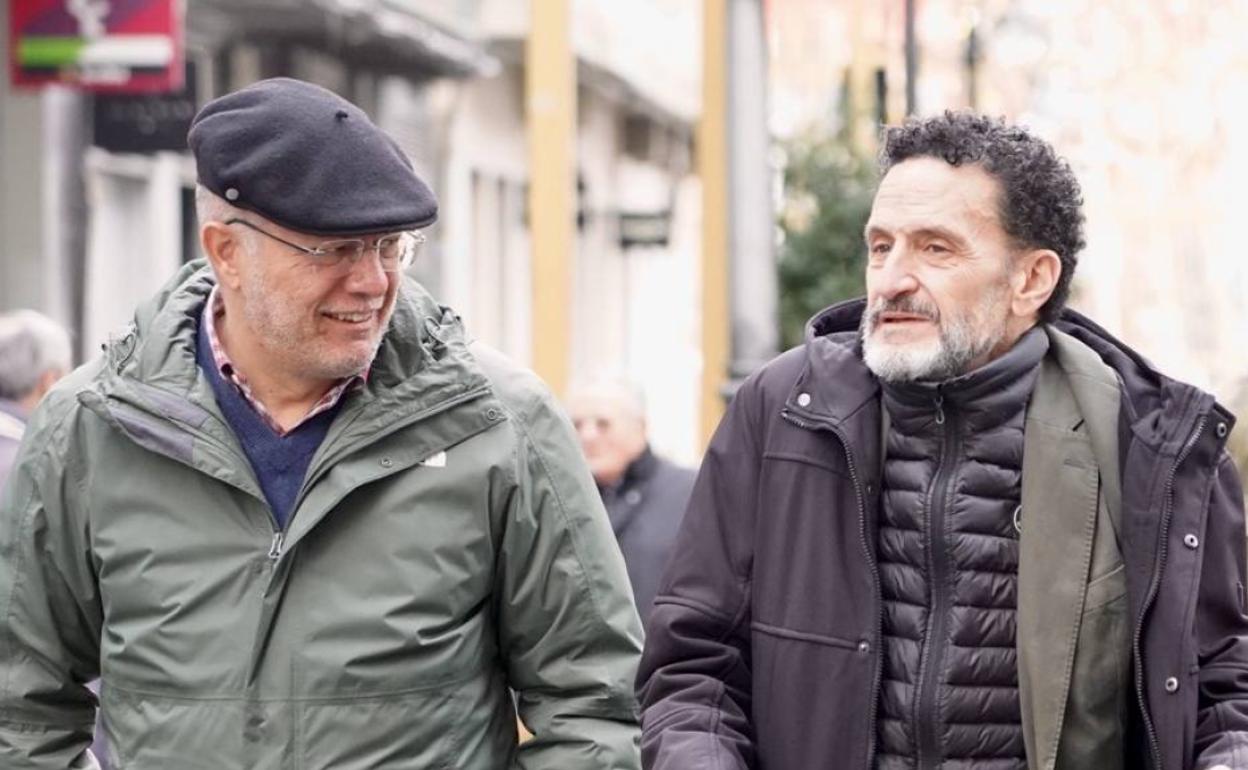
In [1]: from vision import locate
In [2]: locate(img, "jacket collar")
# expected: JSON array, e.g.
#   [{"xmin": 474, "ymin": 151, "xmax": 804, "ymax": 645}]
[
  {"xmin": 786, "ymin": 298, "xmax": 878, "ymax": 424},
  {"xmin": 77, "ymin": 261, "xmax": 496, "ymax": 511},
  {"xmin": 614, "ymin": 446, "xmax": 659, "ymax": 491},
  {"xmin": 797, "ymin": 297, "xmax": 1228, "ymax": 457},
  {"xmin": 90, "ymin": 260, "xmax": 488, "ymax": 418},
  {"xmin": 881, "ymin": 326, "xmax": 1048, "ymax": 435}
]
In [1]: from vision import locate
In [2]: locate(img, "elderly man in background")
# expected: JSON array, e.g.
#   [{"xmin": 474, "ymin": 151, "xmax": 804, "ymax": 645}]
[
  {"xmin": 0, "ymin": 78, "xmax": 641, "ymax": 770},
  {"xmin": 568, "ymin": 379, "xmax": 696, "ymax": 618},
  {"xmin": 0, "ymin": 310, "xmax": 72, "ymax": 493}
]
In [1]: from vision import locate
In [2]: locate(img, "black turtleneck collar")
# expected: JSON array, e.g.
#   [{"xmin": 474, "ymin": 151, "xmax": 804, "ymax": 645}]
[
  {"xmin": 599, "ymin": 445, "xmax": 658, "ymax": 494},
  {"xmin": 880, "ymin": 325, "xmax": 1049, "ymax": 435}
]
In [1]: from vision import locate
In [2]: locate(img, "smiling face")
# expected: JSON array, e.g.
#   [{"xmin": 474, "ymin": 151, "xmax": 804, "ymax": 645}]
[
  {"xmin": 209, "ymin": 215, "xmax": 400, "ymax": 389},
  {"xmin": 861, "ymin": 157, "xmax": 1038, "ymax": 383}
]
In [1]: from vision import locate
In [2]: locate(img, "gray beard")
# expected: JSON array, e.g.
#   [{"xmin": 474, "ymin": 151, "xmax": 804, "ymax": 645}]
[{"xmin": 860, "ymin": 292, "xmax": 1009, "ymax": 383}]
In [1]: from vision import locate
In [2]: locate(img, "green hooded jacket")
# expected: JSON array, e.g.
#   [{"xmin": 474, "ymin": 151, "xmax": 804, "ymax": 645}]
[{"xmin": 0, "ymin": 263, "xmax": 644, "ymax": 769}]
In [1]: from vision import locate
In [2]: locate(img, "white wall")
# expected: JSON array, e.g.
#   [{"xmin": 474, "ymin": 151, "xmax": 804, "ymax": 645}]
[
  {"xmin": 442, "ymin": 61, "xmax": 702, "ymax": 465},
  {"xmin": 573, "ymin": 89, "xmax": 702, "ymax": 466},
  {"xmin": 441, "ymin": 65, "xmax": 533, "ymax": 366},
  {"xmin": 0, "ymin": 7, "xmax": 52, "ymax": 318},
  {"xmin": 80, "ymin": 150, "xmax": 188, "ymax": 353}
]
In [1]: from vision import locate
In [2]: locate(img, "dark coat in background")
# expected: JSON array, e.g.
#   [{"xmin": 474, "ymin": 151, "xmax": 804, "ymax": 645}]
[
  {"xmin": 637, "ymin": 298, "xmax": 1248, "ymax": 770},
  {"xmin": 601, "ymin": 448, "xmax": 696, "ymax": 618}
]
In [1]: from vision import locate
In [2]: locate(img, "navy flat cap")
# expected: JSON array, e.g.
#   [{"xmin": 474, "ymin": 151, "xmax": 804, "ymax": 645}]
[{"xmin": 188, "ymin": 78, "xmax": 437, "ymax": 236}]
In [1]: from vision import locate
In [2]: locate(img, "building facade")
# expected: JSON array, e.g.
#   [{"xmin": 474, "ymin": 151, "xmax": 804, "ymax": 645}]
[{"xmin": 0, "ymin": 0, "xmax": 708, "ymax": 463}]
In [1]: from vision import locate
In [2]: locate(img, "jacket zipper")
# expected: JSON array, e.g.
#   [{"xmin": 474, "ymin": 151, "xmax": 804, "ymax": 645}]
[
  {"xmin": 261, "ymin": 385, "xmax": 494, "ymax": 567},
  {"xmin": 914, "ymin": 391, "xmax": 958, "ymax": 769},
  {"xmin": 101, "ymin": 375, "xmax": 490, "ymax": 567},
  {"xmin": 781, "ymin": 407, "xmax": 883, "ymax": 767},
  {"xmin": 268, "ymin": 531, "xmax": 284, "ymax": 560},
  {"xmin": 1131, "ymin": 413, "xmax": 1206, "ymax": 769}
]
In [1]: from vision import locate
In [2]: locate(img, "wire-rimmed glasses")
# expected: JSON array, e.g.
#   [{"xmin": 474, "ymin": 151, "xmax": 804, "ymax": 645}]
[{"xmin": 225, "ymin": 217, "xmax": 424, "ymax": 273}]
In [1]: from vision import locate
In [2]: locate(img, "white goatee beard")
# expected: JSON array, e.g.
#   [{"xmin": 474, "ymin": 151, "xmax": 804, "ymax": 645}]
[{"xmin": 860, "ymin": 287, "xmax": 1010, "ymax": 384}]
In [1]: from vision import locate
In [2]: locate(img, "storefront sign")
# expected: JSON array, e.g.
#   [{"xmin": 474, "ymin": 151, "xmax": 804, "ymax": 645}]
[
  {"xmin": 93, "ymin": 60, "xmax": 195, "ymax": 152},
  {"xmin": 619, "ymin": 210, "xmax": 673, "ymax": 248},
  {"xmin": 9, "ymin": 0, "xmax": 183, "ymax": 92}
]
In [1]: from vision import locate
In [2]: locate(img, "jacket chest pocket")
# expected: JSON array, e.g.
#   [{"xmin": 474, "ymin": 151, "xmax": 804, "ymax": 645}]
[
  {"xmin": 277, "ymin": 472, "xmax": 499, "ymax": 693},
  {"xmin": 755, "ymin": 438, "xmax": 872, "ymax": 643},
  {"xmin": 764, "ymin": 418, "xmax": 854, "ymax": 478}
]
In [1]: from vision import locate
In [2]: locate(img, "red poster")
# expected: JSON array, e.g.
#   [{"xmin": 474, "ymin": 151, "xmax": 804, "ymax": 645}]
[{"xmin": 9, "ymin": 0, "xmax": 184, "ymax": 92}]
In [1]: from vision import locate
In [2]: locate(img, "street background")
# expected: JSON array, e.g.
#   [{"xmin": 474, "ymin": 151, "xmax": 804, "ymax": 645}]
[{"xmin": 1, "ymin": 0, "xmax": 1246, "ymax": 472}]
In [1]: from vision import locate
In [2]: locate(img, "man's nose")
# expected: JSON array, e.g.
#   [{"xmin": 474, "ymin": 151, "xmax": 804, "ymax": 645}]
[
  {"xmin": 871, "ymin": 250, "xmax": 920, "ymax": 300},
  {"xmin": 343, "ymin": 249, "xmax": 390, "ymax": 293}
]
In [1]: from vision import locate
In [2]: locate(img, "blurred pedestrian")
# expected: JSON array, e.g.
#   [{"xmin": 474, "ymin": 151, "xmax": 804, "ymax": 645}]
[
  {"xmin": 567, "ymin": 378, "xmax": 696, "ymax": 618},
  {"xmin": 0, "ymin": 78, "xmax": 642, "ymax": 769},
  {"xmin": 0, "ymin": 310, "xmax": 71, "ymax": 496},
  {"xmin": 638, "ymin": 112, "xmax": 1246, "ymax": 770}
]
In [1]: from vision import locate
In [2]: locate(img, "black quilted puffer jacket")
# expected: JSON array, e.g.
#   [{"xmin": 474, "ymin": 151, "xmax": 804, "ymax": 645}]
[
  {"xmin": 638, "ymin": 299, "xmax": 1247, "ymax": 770},
  {"xmin": 875, "ymin": 328, "xmax": 1048, "ymax": 770}
]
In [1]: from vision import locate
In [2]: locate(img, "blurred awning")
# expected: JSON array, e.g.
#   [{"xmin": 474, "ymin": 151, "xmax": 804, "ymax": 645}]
[{"xmin": 189, "ymin": 0, "xmax": 498, "ymax": 79}]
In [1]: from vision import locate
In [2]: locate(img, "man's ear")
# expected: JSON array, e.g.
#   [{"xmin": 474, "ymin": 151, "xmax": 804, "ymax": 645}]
[
  {"xmin": 201, "ymin": 222, "xmax": 245, "ymax": 291},
  {"xmin": 1010, "ymin": 248, "xmax": 1062, "ymax": 320}
]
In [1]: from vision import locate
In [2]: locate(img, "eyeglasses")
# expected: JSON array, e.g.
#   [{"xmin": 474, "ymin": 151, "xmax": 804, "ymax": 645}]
[{"xmin": 225, "ymin": 218, "xmax": 425, "ymax": 273}]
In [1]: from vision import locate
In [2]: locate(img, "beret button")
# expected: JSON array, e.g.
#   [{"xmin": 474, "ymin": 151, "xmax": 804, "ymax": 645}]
[
  {"xmin": 225, "ymin": 187, "xmax": 239, "ymax": 201},
  {"xmin": 336, "ymin": 109, "xmax": 349, "ymax": 120}
]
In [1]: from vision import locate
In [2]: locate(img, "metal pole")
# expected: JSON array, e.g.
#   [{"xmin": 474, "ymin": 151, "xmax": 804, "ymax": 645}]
[
  {"xmin": 904, "ymin": 0, "xmax": 918, "ymax": 116},
  {"xmin": 699, "ymin": 0, "xmax": 730, "ymax": 448},
  {"xmin": 727, "ymin": 0, "xmax": 777, "ymax": 387},
  {"xmin": 965, "ymin": 23, "xmax": 980, "ymax": 110}
]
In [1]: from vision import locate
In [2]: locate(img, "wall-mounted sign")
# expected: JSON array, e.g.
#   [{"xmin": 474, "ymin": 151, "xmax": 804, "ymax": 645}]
[
  {"xmin": 93, "ymin": 60, "xmax": 194, "ymax": 152},
  {"xmin": 619, "ymin": 210, "xmax": 673, "ymax": 249},
  {"xmin": 9, "ymin": 0, "xmax": 183, "ymax": 93}
]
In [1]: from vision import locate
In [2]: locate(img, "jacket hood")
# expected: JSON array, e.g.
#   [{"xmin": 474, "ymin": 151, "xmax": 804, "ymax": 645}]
[
  {"xmin": 90, "ymin": 260, "xmax": 489, "ymax": 427},
  {"xmin": 803, "ymin": 297, "xmax": 1231, "ymax": 455}
]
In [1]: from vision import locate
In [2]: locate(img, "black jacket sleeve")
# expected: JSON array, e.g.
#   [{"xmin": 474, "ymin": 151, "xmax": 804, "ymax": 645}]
[
  {"xmin": 1193, "ymin": 452, "xmax": 1248, "ymax": 769},
  {"xmin": 636, "ymin": 377, "xmax": 764, "ymax": 770}
]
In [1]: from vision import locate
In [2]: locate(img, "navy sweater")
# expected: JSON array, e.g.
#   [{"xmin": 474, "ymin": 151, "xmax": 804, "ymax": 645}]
[{"xmin": 195, "ymin": 319, "xmax": 340, "ymax": 529}]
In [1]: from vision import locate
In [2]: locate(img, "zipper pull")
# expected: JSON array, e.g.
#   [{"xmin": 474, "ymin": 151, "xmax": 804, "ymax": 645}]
[
  {"xmin": 268, "ymin": 531, "xmax": 284, "ymax": 560},
  {"xmin": 934, "ymin": 393, "xmax": 946, "ymax": 425}
]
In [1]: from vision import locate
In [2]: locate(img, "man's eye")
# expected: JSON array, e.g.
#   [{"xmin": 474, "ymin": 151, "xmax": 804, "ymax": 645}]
[
  {"xmin": 870, "ymin": 243, "xmax": 891, "ymax": 255},
  {"xmin": 330, "ymin": 242, "xmax": 361, "ymax": 259},
  {"xmin": 925, "ymin": 242, "xmax": 951, "ymax": 253}
]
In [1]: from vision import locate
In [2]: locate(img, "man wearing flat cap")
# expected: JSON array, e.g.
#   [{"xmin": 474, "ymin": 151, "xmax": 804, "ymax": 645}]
[{"xmin": 0, "ymin": 78, "xmax": 643, "ymax": 769}]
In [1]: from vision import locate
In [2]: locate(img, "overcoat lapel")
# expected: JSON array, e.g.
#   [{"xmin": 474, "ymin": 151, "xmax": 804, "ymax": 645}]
[{"xmin": 1017, "ymin": 356, "xmax": 1101, "ymax": 770}]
